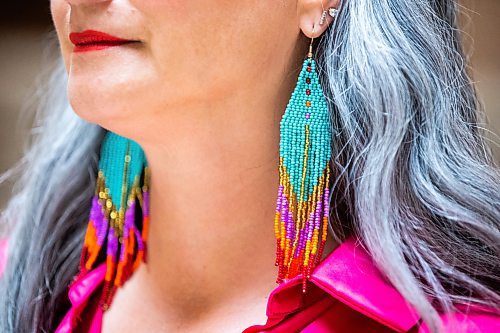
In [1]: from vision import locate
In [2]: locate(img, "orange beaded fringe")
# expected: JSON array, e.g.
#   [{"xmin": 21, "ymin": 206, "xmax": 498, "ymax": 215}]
[{"xmin": 78, "ymin": 166, "xmax": 150, "ymax": 310}]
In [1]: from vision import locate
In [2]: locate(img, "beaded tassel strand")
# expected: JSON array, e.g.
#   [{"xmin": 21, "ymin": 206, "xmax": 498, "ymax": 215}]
[
  {"xmin": 76, "ymin": 133, "xmax": 150, "ymax": 311},
  {"xmin": 274, "ymin": 41, "xmax": 332, "ymax": 293}
]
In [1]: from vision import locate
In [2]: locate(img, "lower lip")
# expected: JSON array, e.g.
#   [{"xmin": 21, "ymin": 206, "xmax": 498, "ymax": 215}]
[{"xmin": 73, "ymin": 41, "xmax": 136, "ymax": 53}]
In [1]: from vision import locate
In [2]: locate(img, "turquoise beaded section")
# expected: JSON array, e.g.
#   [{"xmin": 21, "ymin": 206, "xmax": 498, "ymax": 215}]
[
  {"xmin": 99, "ymin": 132, "xmax": 148, "ymax": 211},
  {"xmin": 279, "ymin": 58, "xmax": 332, "ymax": 202}
]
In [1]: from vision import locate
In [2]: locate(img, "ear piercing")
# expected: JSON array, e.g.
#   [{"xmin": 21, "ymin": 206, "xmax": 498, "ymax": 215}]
[
  {"xmin": 319, "ymin": 3, "xmax": 339, "ymax": 26},
  {"xmin": 328, "ymin": 8, "xmax": 339, "ymax": 18}
]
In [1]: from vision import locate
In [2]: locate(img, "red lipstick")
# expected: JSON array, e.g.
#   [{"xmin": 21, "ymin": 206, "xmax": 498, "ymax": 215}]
[{"xmin": 69, "ymin": 30, "xmax": 136, "ymax": 53}]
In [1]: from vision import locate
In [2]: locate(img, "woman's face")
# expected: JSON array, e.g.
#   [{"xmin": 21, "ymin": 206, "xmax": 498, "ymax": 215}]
[{"xmin": 50, "ymin": 0, "xmax": 306, "ymax": 135}]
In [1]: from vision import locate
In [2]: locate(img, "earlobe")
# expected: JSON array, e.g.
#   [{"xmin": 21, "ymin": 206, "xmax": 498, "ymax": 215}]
[{"xmin": 297, "ymin": 0, "xmax": 340, "ymax": 38}]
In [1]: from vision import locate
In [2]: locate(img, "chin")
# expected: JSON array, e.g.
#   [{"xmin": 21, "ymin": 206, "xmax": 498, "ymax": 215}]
[
  {"xmin": 67, "ymin": 73, "xmax": 149, "ymax": 128},
  {"xmin": 69, "ymin": 91, "xmax": 135, "ymax": 132}
]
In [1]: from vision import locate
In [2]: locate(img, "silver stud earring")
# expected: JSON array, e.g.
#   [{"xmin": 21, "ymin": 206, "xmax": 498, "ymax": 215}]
[{"xmin": 328, "ymin": 7, "xmax": 339, "ymax": 18}]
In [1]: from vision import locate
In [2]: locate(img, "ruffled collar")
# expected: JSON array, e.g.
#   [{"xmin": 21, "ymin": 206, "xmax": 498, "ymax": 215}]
[
  {"xmin": 56, "ymin": 236, "xmax": 421, "ymax": 332},
  {"xmin": 258, "ymin": 236, "xmax": 421, "ymax": 332},
  {"xmin": 56, "ymin": 264, "xmax": 106, "ymax": 333}
]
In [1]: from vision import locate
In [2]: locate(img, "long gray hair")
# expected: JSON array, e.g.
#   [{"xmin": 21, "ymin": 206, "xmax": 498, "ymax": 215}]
[{"xmin": 1, "ymin": 1, "xmax": 499, "ymax": 332}]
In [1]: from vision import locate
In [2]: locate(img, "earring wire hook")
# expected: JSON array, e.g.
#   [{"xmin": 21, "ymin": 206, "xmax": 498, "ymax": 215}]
[
  {"xmin": 309, "ymin": 0, "xmax": 329, "ymax": 59},
  {"xmin": 308, "ymin": 25, "xmax": 315, "ymax": 59}
]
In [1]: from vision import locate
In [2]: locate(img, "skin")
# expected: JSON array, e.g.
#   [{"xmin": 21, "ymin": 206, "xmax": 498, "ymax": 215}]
[{"xmin": 51, "ymin": 0, "xmax": 339, "ymax": 331}]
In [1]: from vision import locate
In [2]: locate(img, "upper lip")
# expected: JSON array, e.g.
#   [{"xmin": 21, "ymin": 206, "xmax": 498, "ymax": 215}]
[{"xmin": 69, "ymin": 30, "xmax": 134, "ymax": 46}]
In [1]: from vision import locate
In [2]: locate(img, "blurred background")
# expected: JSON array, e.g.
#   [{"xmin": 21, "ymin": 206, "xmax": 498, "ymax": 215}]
[{"xmin": 0, "ymin": 1, "xmax": 499, "ymax": 210}]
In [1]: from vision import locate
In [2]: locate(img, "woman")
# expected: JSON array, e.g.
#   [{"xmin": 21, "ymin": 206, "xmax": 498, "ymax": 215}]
[{"xmin": 0, "ymin": 0, "xmax": 499, "ymax": 332}]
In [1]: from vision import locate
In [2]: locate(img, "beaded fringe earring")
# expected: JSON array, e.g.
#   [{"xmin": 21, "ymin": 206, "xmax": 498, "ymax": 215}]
[
  {"xmin": 274, "ymin": 27, "xmax": 332, "ymax": 293},
  {"xmin": 75, "ymin": 131, "xmax": 150, "ymax": 310}
]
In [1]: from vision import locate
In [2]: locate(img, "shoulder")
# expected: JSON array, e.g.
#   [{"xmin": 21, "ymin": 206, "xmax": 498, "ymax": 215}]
[{"xmin": 0, "ymin": 238, "xmax": 8, "ymax": 277}]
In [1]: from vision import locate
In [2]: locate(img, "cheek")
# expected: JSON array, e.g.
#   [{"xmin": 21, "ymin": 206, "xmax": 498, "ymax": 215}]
[
  {"xmin": 132, "ymin": 0, "xmax": 289, "ymax": 103},
  {"xmin": 130, "ymin": 1, "xmax": 221, "ymax": 98}
]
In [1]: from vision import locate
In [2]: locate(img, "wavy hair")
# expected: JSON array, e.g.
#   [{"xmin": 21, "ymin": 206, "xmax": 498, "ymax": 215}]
[{"xmin": 1, "ymin": 1, "xmax": 499, "ymax": 332}]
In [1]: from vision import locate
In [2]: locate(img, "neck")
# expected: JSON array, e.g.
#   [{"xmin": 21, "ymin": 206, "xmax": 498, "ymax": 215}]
[
  {"xmin": 111, "ymin": 40, "xmax": 341, "ymax": 325},
  {"xmin": 130, "ymin": 56, "xmax": 304, "ymax": 316}
]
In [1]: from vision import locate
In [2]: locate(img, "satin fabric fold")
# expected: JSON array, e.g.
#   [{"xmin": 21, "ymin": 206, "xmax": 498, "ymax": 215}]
[{"xmin": 0, "ymin": 237, "xmax": 498, "ymax": 332}]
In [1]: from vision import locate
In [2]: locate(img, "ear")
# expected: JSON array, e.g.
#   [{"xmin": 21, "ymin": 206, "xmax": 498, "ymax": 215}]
[{"xmin": 297, "ymin": 0, "xmax": 340, "ymax": 38}]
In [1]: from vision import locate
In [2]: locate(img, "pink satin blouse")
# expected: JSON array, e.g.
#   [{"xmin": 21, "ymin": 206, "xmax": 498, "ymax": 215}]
[{"xmin": 0, "ymin": 237, "xmax": 498, "ymax": 332}]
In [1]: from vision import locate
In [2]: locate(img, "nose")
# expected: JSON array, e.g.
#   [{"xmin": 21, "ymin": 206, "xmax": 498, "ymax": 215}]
[{"xmin": 66, "ymin": 0, "xmax": 110, "ymax": 5}]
